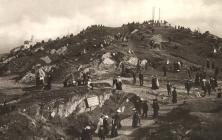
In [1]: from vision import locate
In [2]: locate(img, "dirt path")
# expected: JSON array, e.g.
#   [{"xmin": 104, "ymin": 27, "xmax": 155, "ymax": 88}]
[{"xmin": 93, "ymin": 77, "xmax": 222, "ymax": 140}]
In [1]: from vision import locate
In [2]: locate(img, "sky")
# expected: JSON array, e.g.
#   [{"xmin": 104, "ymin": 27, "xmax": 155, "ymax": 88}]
[{"xmin": 0, "ymin": 0, "xmax": 221, "ymax": 53}]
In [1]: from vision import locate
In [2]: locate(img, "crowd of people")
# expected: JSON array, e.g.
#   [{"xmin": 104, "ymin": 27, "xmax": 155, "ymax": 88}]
[
  {"xmin": 63, "ymin": 71, "xmax": 93, "ymax": 89},
  {"xmin": 80, "ymin": 98, "xmax": 160, "ymax": 140}
]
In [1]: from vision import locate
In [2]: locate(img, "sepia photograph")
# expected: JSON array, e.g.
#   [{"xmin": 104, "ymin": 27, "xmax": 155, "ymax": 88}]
[{"xmin": 0, "ymin": 0, "xmax": 222, "ymax": 140}]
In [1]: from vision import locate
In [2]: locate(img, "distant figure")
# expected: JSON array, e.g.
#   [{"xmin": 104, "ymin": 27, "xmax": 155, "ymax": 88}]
[
  {"xmin": 167, "ymin": 81, "xmax": 172, "ymax": 96},
  {"xmin": 35, "ymin": 70, "xmax": 41, "ymax": 88},
  {"xmin": 132, "ymin": 71, "xmax": 136, "ymax": 85},
  {"xmin": 136, "ymin": 59, "xmax": 141, "ymax": 73},
  {"xmin": 172, "ymin": 87, "xmax": 177, "ymax": 103},
  {"xmin": 103, "ymin": 115, "xmax": 109, "ymax": 137},
  {"xmin": 141, "ymin": 100, "xmax": 148, "ymax": 118},
  {"xmin": 206, "ymin": 80, "xmax": 211, "ymax": 96},
  {"xmin": 152, "ymin": 99, "xmax": 159, "ymax": 118},
  {"xmin": 63, "ymin": 78, "xmax": 68, "ymax": 87},
  {"xmin": 145, "ymin": 60, "xmax": 148, "ymax": 70},
  {"xmin": 201, "ymin": 78, "xmax": 207, "ymax": 97},
  {"xmin": 139, "ymin": 72, "xmax": 144, "ymax": 86},
  {"xmin": 81, "ymin": 125, "xmax": 92, "ymax": 140},
  {"xmin": 46, "ymin": 74, "xmax": 52, "ymax": 90},
  {"xmin": 185, "ymin": 80, "xmax": 192, "ymax": 96},
  {"xmin": 214, "ymin": 67, "xmax": 219, "ymax": 77},
  {"xmin": 163, "ymin": 65, "xmax": 167, "ymax": 76},
  {"xmin": 210, "ymin": 77, "xmax": 216, "ymax": 91},
  {"xmin": 121, "ymin": 63, "xmax": 125, "ymax": 76},
  {"xmin": 195, "ymin": 72, "xmax": 201, "ymax": 86},
  {"xmin": 187, "ymin": 68, "xmax": 191, "ymax": 78},
  {"xmin": 151, "ymin": 76, "xmax": 159, "ymax": 90},
  {"xmin": 113, "ymin": 76, "xmax": 117, "ymax": 88},
  {"xmin": 211, "ymin": 61, "xmax": 215, "ymax": 69},
  {"xmin": 217, "ymin": 88, "xmax": 222, "ymax": 98},
  {"xmin": 113, "ymin": 110, "xmax": 122, "ymax": 129},
  {"xmin": 135, "ymin": 98, "xmax": 142, "ymax": 114},
  {"xmin": 116, "ymin": 76, "xmax": 122, "ymax": 90},
  {"xmin": 111, "ymin": 116, "xmax": 118, "ymax": 137},
  {"xmin": 206, "ymin": 59, "xmax": 210, "ymax": 69},
  {"xmin": 132, "ymin": 108, "xmax": 140, "ymax": 128},
  {"xmin": 98, "ymin": 125, "xmax": 106, "ymax": 140}
]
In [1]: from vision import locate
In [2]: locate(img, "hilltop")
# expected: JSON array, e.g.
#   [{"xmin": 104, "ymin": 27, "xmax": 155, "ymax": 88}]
[{"xmin": 0, "ymin": 21, "xmax": 221, "ymax": 83}]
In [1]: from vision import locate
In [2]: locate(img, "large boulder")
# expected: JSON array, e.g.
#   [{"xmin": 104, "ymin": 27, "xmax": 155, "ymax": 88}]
[
  {"xmin": 127, "ymin": 57, "xmax": 138, "ymax": 66},
  {"xmin": 101, "ymin": 52, "xmax": 115, "ymax": 65},
  {"xmin": 56, "ymin": 46, "xmax": 67, "ymax": 55},
  {"xmin": 40, "ymin": 56, "xmax": 52, "ymax": 64},
  {"xmin": 20, "ymin": 72, "xmax": 35, "ymax": 83}
]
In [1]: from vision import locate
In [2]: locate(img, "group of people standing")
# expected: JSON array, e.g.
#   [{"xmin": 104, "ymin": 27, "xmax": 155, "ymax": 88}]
[
  {"xmin": 63, "ymin": 71, "xmax": 93, "ymax": 89},
  {"xmin": 35, "ymin": 68, "xmax": 52, "ymax": 90}
]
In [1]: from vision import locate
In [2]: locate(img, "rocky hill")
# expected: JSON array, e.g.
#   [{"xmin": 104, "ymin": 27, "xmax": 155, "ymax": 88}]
[{"xmin": 0, "ymin": 21, "xmax": 222, "ymax": 83}]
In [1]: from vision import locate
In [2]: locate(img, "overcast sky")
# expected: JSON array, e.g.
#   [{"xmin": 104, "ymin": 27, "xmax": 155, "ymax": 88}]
[{"xmin": 0, "ymin": 0, "xmax": 221, "ymax": 53}]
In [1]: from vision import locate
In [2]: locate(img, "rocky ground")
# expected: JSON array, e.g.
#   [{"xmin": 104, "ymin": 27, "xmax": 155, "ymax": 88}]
[{"xmin": 0, "ymin": 21, "xmax": 222, "ymax": 140}]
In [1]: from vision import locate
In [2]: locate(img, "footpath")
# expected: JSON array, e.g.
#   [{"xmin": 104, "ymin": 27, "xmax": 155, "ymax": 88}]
[{"xmin": 93, "ymin": 78, "xmax": 190, "ymax": 140}]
